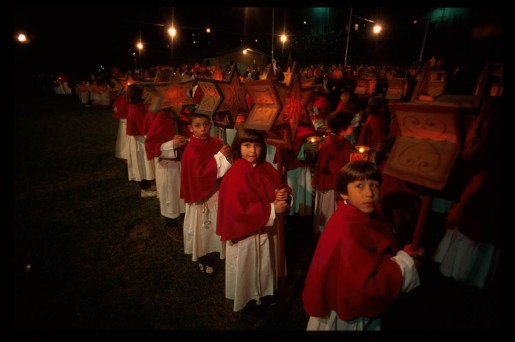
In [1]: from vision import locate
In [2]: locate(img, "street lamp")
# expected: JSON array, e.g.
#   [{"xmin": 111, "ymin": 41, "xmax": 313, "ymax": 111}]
[
  {"xmin": 17, "ymin": 33, "xmax": 28, "ymax": 43},
  {"xmin": 344, "ymin": 9, "xmax": 383, "ymax": 68},
  {"xmin": 243, "ymin": 48, "xmax": 273, "ymax": 75}
]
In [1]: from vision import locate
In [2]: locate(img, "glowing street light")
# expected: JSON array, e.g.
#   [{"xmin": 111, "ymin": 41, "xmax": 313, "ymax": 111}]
[
  {"xmin": 168, "ymin": 26, "xmax": 177, "ymax": 38},
  {"xmin": 344, "ymin": 9, "xmax": 383, "ymax": 68},
  {"xmin": 17, "ymin": 33, "xmax": 27, "ymax": 43},
  {"xmin": 136, "ymin": 41, "xmax": 144, "ymax": 50}
]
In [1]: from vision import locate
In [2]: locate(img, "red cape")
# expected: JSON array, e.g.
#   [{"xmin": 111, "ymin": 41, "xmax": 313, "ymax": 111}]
[
  {"xmin": 216, "ymin": 159, "xmax": 280, "ymax": 241},
  {"xmin": 144, "ymin": 110, "xmax": 181, "ymax": 160},
  {"xmin": 142, "ymin": 109, "xmax": 158, "ymax": 136},
  {"xmin": 112, "ymin": 96, "xmax": 128, "ymax": 119},
  {"xmin": 180, "ymin": 136, "xmax": 223, "ymax": 203},
  {"xmin": 302, "ymin": 202, "xmax": 403, "ymax": 321},
  {"xmin": 126, "ymin": 103, "xmax": 148, "ymax": 136},
  {"xmin": 357, "ymin": 114, "xmax": 387, "ymax": 149},
  {"xmin": 313, "ymin": 134, "xmax": 351, "ymax": 191}
]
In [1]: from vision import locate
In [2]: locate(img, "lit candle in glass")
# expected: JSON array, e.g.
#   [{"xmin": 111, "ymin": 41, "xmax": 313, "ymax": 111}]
[
  {"xmin": 307, "ymin": 136, "xmax": 321, "ymax": 144},
  {"xmin": 350, "ymin": 145, "xmax": 371, "ymax": 161}
]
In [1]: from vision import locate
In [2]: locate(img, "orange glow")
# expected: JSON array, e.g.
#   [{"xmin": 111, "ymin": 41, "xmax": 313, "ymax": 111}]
[{"xmin": 350, "ymin": 145, "xmax": 371, "ymax": 161}]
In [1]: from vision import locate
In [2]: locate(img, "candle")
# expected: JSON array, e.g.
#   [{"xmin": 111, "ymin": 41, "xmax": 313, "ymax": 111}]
[
  {"xmin": 350, "ymin": 145, "xmax": 371, "ymax": 161},
  {"xmin": 307, "ymin": 136, "xmax": 321, "ymax": 144}
]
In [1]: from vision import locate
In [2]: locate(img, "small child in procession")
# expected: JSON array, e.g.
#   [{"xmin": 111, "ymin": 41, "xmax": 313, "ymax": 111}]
[
  {"xmin": 312, "ymin": 110, "xmax": 355, "ymax": 234},
  {"xmin": 216, "ymin": 127, "xmax": 290, "ymax": 312},
  {"xmin": 144, "ymin": 107, "xmax": 188, "ymax": 241},
  {"xmin": 302, "ymin": 160, "xmax": 423, "ymax": 331},
  {"xmin": 180, "ymin": 112, "xmax": 232, "ymax": 275}
]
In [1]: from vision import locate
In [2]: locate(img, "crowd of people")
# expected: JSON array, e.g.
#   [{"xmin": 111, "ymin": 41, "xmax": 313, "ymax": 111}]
[{"xmin": 65, "ymin": 57, "xmax": 501, "ymax": 330}]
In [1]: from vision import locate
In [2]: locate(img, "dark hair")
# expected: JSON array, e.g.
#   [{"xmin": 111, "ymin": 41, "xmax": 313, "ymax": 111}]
[
  {"xmin": 372, "ymin": 136, "xmax": 396, "ymax": 167},
  {"xmin": 189, "ymin": 111, "xmax": 211, "ymax": 124},
  {"xmin": 366, "ymin": 96, "xmax": 385, "ymax": 116},
  {"xmin": 328, "ymin": 110, "xmax": 355, "ymax": 134},
  {"xmin": 335, "ymin": 160, "xmax": 382, "ymax": 196},
  {"xmin": 231, "ymin": 127, "xmax": 267, "ymax": 164}
]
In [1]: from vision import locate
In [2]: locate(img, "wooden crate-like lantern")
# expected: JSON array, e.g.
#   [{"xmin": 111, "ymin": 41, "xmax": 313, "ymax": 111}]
[
  {"xmin": 383, "ymin": 103, "xmax": 461, "ymax": 190},
  {"xmin": 195, "ymin": 79, "xmax": 223, "ymax": 116},
  {"xmin": 244, "ymin": 80, "xmax": 282, "ymax": 132},
  {"xmin": 354, "ymin": 78, "xmax": 370, "ymax": 95},
  {"xmin": 386, "ymin": 78, "xmax": 407, "ymax": 101},
  {"xmin": 214, "ymin": 65, "xmax": 248, "ymax": 128},
  {"xmin": 146, "ymin": 79, "xmax": 194, "ymax": 114}
]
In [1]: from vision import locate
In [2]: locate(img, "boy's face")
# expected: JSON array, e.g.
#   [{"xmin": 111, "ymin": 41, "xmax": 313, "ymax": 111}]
[
  {"xmin": 189, "ymin": 117, "xmax": 211, "ymax": 140},
  {"xmin": 340, "ymin": 179, "xmax": 380, "ymax": 214},
  {"xmin": 240, "ymin": 142, "xmax": 262, "ymax": 164}
]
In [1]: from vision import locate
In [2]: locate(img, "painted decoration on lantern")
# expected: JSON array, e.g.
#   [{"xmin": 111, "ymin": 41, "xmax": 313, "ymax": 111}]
[
  {"xmin": 147, "ymin": 78, "xmax": 194, "ymax": 114},
  {"xmin": 244, "ymin": 79, "xmax": 282, "ymax": 131},
  {"xmin": 392, "ymin": 103, "xmax": 460, "ymax": 143},
  {"xmin": 383, "ymin": 136, "xmax": 460, "ymax": 190},
  {"xmin": 384, "ymin": 102, "xmax": 461, "ymax": 191},
  {"xmin": 215, "ymin": 65, "xmax": 248, "ymax": 128},
  {"xmin": 273, "ymin": 70, "xmax": 313, "ymax": 143},
  {"xmin": 195, "ymin": 79, "xmax": 223, "ymax": 116}
]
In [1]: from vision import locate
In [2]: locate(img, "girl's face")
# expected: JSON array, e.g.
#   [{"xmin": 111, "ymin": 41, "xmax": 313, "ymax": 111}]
[
  {"xmin": 189, "ymin": 117, "xmax": 211, "ymax": 140},
  {"xmin": 340, "ymin": 179, "xmax": 380, "ymax": 214},
  {"xmin": 240, "ymin": 142, "xmax": 262, "ymax": 164}
]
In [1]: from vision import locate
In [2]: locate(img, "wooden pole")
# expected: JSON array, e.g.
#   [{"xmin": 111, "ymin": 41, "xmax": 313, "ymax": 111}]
[
  {"xmin": 411, "ymin": 194, "xmax": 432, "ymax": 249},
  {"xmin": 275, "ymin": 147, "xmax": 287, "ymax": 301}
]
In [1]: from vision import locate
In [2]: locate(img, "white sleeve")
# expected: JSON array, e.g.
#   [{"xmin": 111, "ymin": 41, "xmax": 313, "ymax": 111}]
[
  {"xmin": 264, "ymin": 203, "xmax": 276, "ymax": 227},
  {"xmin": 390, "ymin": 250, "xmax": 421, "ymax": 293},
  {"xmin": 214, "ymin": 151, "xmax": 231, "ymax": 178},
  {"xmin": 159, "ymin": 140, "xmax": 178, "ymax": 159}
]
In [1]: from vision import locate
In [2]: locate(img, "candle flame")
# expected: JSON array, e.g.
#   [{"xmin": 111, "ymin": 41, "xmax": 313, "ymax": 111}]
[{"xmin": 359, "ymin": 147, "xmax": 364, "ymax": 153}]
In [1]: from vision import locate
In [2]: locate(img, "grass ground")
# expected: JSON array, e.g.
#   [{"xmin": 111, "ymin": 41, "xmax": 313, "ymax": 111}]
[{"xmin": 13, "ymin": 94, "xmax": 315, "ymax": 330}]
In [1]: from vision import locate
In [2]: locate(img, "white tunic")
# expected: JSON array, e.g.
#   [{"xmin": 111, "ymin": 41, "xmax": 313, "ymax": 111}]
[
  {"xmin": 225, "ymin": 225, "xmax": 279, "ymax": 312},
  {"xmin": 114, "ymin": 118, "xmax": 128, "ymax": 160},
  {"xmin": 127, "ymin": 135, "xmax": 155, "ymax": 182}
]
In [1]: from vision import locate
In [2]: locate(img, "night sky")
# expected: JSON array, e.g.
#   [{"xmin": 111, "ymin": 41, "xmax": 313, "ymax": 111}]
[{"xmin": 13, "ymin": 6, "xmax": 501, "ymax": 78}]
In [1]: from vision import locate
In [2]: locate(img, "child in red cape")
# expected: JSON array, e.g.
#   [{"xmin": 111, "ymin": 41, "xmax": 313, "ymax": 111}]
[
  {"xmin": 303, "ymin": 160, "xmax": 422, "ymax": 330},
  {"xmin": 217, "ymin": 127, "xmax": 290, "ymax": 312}
]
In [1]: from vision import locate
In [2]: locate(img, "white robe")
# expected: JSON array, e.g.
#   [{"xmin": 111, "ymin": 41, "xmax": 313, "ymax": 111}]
[
  {"xmin": 225, "ymin": 225, "xmax": 279, "ymax": 312},
  {"xmin": 114, "ymin": 118, "xmax": 128, "ymax": 160},
  {"xmin": 183, "ymin": 151, "xmax": 231, "ymax": 261},
  {"xmin": 127, "ymin": 135, "xmax": 155, "ymax": 182}
]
